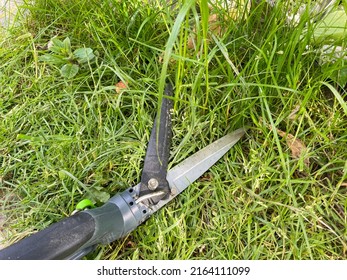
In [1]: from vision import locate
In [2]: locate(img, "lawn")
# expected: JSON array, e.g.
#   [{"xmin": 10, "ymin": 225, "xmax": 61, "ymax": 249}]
[{"xmin": 0, "ymin": 0, "xmax": 347, "ymax": 260}]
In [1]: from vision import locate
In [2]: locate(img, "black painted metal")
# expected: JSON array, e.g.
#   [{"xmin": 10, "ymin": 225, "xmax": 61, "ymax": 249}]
[{"xmin": 139, "ymin": 83, "xmax": 173, "ymax": 204}]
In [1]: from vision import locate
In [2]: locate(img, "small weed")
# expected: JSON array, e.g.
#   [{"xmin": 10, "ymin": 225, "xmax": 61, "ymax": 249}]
[{"xmin": 39, "ymin": 37, "xmax": 96, "ymax": 79}]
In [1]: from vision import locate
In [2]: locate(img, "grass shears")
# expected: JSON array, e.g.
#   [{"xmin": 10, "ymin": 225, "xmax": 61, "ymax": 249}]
[{"xmin": 0, "ymin": 84, "xmax": 245, "ymax": 260}]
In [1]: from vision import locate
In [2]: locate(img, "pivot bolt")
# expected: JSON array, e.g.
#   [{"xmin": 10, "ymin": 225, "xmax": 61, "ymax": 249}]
[{"xmin": 148, "ymin": 178, "xmax": 159, "ymax": 190}]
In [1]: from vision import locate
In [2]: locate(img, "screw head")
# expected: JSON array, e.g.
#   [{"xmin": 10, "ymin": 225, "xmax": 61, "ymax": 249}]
[
  {"xmin": 171, "ymin": 187, "xmax": 177, "ymax": 196},
  {"xmin": 147, "ymin": 178, "xmax": 159, "ymax": 190}
]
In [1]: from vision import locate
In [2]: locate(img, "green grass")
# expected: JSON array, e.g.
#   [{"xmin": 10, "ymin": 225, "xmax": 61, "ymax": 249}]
[{"xmin": 1, "ymin": 0, "xmax": 347, "ymax": 259}]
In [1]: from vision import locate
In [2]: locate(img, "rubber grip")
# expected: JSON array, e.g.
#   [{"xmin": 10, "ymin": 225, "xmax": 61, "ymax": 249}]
[{"xmin": 0, "ymin": 212, "xmax": 95, "ymax": 260}]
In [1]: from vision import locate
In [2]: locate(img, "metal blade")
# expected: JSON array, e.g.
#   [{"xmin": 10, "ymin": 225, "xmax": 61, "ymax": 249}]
[
  {"xmin": 149, "ymin": 127, "xmax": 246, "ymax": 212},
  {"xmin": 139, "ymin": 84, "xmax": 173, "ymax": 203}
]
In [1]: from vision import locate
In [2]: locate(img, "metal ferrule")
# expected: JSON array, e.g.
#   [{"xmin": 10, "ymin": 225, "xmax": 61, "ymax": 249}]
[
  {"xmin": 109, "ymin": 185, "xmax": 151, "ymax": 229},
  {"xmin": 67, "ymin": 185, "xmax": 151, "ymax": 259}
]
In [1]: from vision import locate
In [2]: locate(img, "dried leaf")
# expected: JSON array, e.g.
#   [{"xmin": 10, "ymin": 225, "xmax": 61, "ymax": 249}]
[
  {"xmin": 288, "ymin": 104, "xmax": 301, "ymax": 120},
  {"xmin": 158, "ymin": 53, "xmax": 164, "ymax": 63},
  {"xmin": 208, "ymin": 13, "xmax": 223, "ymax": 37},
  {"xmin": 187, "ymin": 13, "xmax": 223, "ymax": 50},
  {"xmin": 277, "ymin": 129, "xmax": 310, "ymax": 167},
  {"xmin": 187, "ymin": 35, "xmax": 195, "ymax": 50},
  {"xmin": 115, "ymin": 81, "xmax": 128, "ymax": 94}
]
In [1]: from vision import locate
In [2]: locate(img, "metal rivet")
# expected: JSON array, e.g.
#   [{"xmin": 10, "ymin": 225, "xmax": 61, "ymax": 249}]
[{"xmin": 147, "ymin": 178, "xmax": 159, "ymax": 190}]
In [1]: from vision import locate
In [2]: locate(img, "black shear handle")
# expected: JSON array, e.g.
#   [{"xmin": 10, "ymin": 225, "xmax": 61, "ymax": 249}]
[{"xmin": 0, "ymin": 212, "xmax": 95, "ymax": 260}]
